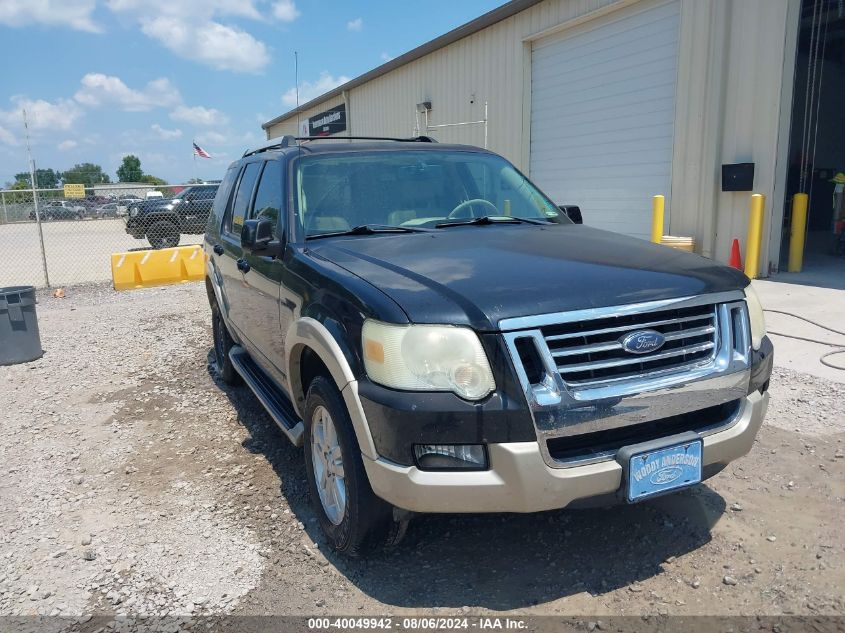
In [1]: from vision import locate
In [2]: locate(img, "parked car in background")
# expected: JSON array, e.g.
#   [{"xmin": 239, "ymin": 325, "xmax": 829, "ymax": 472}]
[
  {"xmin": 95, "ymin": 202, "xmax": 119, "ymax": 218},
  {"xmin": 125, "ymin": 184, "xmax": 219, "ymax": 249},
  {"xmin": 29, "ymin": 200, "xmax": 85, "ymax": 221},
  {"xmin": 116, "ymin": 196, "xmax": 143, "ymax": 218},
  {"xmin": 204, "ymin": 136, "xmax": 773, "ymax": 556}
]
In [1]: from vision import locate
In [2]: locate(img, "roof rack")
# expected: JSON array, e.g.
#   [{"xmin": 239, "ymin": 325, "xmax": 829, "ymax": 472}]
[
  {"xmin": 297, "ymin": 135, "xmax": 438, "ymax": 143},
  {"xmin": 243, "ymin": 134, "xmax": 437, "ymax": 157},
  {"xmin": 243, "ymin": 135, "xmax": 298, "ymax": 157}
]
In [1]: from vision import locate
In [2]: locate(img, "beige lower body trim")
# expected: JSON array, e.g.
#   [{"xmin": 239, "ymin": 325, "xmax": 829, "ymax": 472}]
[{"xmin": 363, "ymin": 391, "xmax": 768, "ymax": 514}]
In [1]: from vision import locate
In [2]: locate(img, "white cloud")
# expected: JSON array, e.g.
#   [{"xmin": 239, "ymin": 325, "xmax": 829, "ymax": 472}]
[
  {"xmin": 105, "ymin": 1, "xmax": 269, "ymax": 73},
  {"xmin": 282, "ymin": 72, "xmax": 350, "ymax": 108},
  {"xmin": 151, "ymin": 124, "xmax": 182, "ymax": 140},
  {"xmin": 170, "ymin": 105, "xmax": 229, "ymax": 127},
  {"xmin": 0, "ymin": 97, "xmax": 82, "ymax": 133},
  {"xmin": 272, "ymin": 0, "xmax": 300, "ymax": 22},
  {"xmin": 74, "ymin": 74, "xmax": 181, "ymax": 111},
  {"xmin": 347, "ymin": 17, "xmax": 363, "ymax": 31},
  {"xmin": 0, "ymin": 0, "xmax": 100, "ymax": 32},
  {"xmin": 0, "ymin": 125, "xmax": 17, "ymax": 146},
  {"xmin": 139, "ymin": 17, "xmax": 269, "ymax": 73},
  {"xmin": 196, "ymin": 131, "xmax": 227, "ymax": 144},
  {"xmin": 380, "ymin": 52, "xmax": 393, "ymax": 63},
  {"xmin": 106, "ymin": 0, "xmax": 261, "ymax": 21},
  {"xmin": 58, "ymin": 140, "xmax": 78, "ymax": 151}
]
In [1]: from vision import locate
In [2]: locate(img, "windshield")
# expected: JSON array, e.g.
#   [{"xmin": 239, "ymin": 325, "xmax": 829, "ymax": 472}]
[{"xmin": 294, "ymin": 150, "xmax": 569, "ymax": 237}]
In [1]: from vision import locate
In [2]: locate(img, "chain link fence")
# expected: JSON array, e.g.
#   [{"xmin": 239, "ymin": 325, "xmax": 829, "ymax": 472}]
[{"xmin": 0, "ymin": 183, "xmax": 214, "ymax": 288}]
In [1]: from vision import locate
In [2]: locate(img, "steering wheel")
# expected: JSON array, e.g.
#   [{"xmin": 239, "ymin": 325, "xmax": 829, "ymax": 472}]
[{"xmin": 447, "ymin": 198, "xmax": 498, "ymax": 220}]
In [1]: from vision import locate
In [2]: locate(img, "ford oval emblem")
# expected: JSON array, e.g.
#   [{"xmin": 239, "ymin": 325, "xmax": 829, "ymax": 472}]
[
  {"xmin": 650, "ymin": 466, "xmax": 683, "ymax": 486},
  {"xmin": 620, "ymin": 329, "xmax": 666, "ymax": 355}
]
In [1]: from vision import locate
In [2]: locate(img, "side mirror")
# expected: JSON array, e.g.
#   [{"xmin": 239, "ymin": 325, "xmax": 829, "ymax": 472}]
[
  {"xmin": 558, "ymin": 205, "xmax": 583, "ymax": 224},
  {"xmin": 241, "ymin": 218, "xmax": 280, "ymax": 256}
]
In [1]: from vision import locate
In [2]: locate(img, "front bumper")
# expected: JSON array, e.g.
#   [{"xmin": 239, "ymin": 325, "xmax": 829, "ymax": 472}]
[{"xmin": 363, "ymin": 389, "xmax": 768, "ymax": 513}]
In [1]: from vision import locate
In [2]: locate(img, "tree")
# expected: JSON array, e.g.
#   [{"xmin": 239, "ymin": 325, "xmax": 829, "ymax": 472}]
[
  {"xmin": 117, "ymin": 155, "xmax": 143, "ymax": 182},
  {"xmin": 140, "ymin": 174, "xmax": 167, "ymax": 185},
  {"xmin": 63, "ymin": 163, "xmax": 110, "ymax": 186},
  {"xmin": 14, "ymin": 168, "xmax": 61, "ymax": 189}
]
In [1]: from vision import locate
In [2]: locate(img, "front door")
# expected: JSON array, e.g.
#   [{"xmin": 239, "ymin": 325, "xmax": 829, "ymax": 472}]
[{"xmin": 240, "ymin": 159, "xmax": 289, "ymax": 388}]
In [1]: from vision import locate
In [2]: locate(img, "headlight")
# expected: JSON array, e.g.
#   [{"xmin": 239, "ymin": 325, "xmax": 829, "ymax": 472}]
[
  {"xmin": 362, "ymin": 320, "xmax": 495, "ymax": 400},
  {"xmin": 129, "ymin": 206, "xmax": 139, "ymax": 217},
  {"xmin": 744, "ymin": 284, "xmax": 766, "ymax": 350}
]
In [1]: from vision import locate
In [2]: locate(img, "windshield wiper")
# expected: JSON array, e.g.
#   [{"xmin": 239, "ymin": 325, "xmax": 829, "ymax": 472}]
[
  {"xmin": 307, "ymin": 223, "xmax": 432, "ymax": 240},
  {"xmin": 435, "ymin": 215, "xmax": 549, "ymax": 228}
]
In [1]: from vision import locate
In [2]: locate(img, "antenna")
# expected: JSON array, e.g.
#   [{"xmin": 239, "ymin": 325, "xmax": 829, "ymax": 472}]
[{"xmin": 294, "ymin": 51, "xmax": 301, "ymax": 138}]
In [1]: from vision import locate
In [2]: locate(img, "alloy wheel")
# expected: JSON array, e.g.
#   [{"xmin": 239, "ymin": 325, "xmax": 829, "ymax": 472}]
[{"xmin": 310, "ymin": 405, "xmax": 346, "ymax": 525}]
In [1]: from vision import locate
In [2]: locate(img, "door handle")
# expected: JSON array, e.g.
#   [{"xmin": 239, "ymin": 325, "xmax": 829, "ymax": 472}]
[
  {"xmin": 237, "ymin": 258, "xmax": 250, "ymax": 273},
  {"xmin": 213, "ymin": 244, "xmax": 224, "ymax": 256}
]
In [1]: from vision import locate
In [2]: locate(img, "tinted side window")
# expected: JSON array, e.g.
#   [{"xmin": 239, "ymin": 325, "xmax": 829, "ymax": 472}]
[
  {"xmin": 251, "ymin": 161, "xmax": 283, "ymax": 239},
  {"xmin": 226, "ymin": 163, "xmax": 261, "ymax": 237},
  {"xmin": 211, "ymin": 166, "xmax": 239, "ymax": 230}
]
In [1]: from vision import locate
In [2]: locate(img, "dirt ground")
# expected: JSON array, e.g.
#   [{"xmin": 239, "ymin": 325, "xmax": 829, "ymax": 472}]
[{"xmin": 0, "ymin": 283, "xmax": 843, "ymax": 625}]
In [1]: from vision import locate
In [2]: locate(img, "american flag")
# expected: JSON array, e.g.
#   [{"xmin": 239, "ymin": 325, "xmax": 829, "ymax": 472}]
[{"xmin": 193, "ymin": 142, "xmax": 211, "ymax": 159}]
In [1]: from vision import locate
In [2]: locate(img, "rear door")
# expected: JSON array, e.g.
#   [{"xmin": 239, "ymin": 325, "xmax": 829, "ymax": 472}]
[
  {"xmin": 218, "ymin": 162, "xmax": 261, "ymax": 338},
  {"xmin": 239, "ymin": 159, "xmax": 289, "ymax": 386}
]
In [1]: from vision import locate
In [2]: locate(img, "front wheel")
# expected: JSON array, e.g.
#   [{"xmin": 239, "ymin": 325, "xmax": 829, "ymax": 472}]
[
  {"xmin": 303, "ymin": 376, "xmax": 407, "ymax": 556},
  {"xmin": 147, "ymin": 220, "xmax": 180, "ymax": 249}
]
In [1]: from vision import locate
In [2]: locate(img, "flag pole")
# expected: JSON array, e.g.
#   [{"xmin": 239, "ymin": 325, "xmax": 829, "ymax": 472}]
[{"xmin": 192, "ymin": 141, "xmax": 197, "ymax": 182}]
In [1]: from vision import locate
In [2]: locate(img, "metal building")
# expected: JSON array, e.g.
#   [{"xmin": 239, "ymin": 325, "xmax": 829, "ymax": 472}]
[{"xmin": 263, "ymin": 0, "xmax": 845, "ymax": 277}]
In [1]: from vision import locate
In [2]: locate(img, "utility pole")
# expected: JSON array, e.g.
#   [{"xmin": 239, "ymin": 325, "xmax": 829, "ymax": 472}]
[{"xmin": 23, "ymin": 108, "xmax": 50, "ymax": 287}]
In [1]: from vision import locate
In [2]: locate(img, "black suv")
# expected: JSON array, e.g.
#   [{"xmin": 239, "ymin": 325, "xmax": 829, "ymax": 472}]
[
  {"xmin": 125, "ymin": 184, "xmax": 218, "ymax": 249},
  {"xmin": 205, "ymin": 136, "xmax": 773, "ymax": 556}
]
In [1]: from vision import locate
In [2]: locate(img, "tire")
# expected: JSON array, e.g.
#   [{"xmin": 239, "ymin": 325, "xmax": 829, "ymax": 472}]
[
  {"xmin": 147, "ymin": 220, "xmax": 181, "ymax": 249},
  {"xmin": 211, "ymin": 301, "xmax": 242, "ymax": 385},
  {"xmin": 303, "ymin": 375, "xmax": 406, "ymax": 556}
]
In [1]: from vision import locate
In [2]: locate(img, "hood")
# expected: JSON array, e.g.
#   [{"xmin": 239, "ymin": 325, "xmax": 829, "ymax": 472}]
[{"xmin": 308, "ymin": 224, "xmax": 748, "ymax": 331}]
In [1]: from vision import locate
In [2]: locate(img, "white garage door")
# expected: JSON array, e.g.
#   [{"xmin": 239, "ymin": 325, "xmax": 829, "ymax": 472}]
[{"xmin": 529, "ymin": 1, "xmax": 680, "ymax": 240}]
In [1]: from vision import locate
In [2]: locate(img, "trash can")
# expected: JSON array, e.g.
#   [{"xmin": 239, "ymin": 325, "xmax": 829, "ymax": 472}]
[{"xmin": 0, "ymin": 286, "xmax": 44, "ymax": 366}]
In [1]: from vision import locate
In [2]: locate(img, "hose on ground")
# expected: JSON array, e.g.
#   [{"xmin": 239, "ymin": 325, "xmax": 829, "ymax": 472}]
[{"xmin": 764, "ymin": 309, "xmax": 845, "ymax": 371}]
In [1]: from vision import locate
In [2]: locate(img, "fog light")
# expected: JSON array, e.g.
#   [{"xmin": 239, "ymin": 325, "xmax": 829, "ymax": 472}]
[{"xmin": 414, "ymin": 444, "xmax": 488, "ymax": 470}]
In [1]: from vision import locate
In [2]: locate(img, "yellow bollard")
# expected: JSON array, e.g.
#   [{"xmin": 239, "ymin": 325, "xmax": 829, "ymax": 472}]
[
  {"xmin": 651, "ymin": 195, "xmax": 665, "ymax": 244},
  {"xmin": 744, "ymin": 193, "xmax": 765, "ymax": 279},
  {"xmin": 788, "ymin": 193, "xmax": 808, "ymax": 273}
]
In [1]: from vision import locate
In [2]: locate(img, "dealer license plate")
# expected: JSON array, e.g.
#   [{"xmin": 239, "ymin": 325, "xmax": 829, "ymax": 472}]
[{"xmin": 626, "ymin": 439, "xmax": 702, "ymax": 502}]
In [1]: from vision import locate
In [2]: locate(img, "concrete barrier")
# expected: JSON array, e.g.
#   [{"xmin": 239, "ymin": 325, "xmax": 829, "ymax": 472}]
[{"xmin": 111, "ymin": 245, "xmax": 205, "ymax": 291}]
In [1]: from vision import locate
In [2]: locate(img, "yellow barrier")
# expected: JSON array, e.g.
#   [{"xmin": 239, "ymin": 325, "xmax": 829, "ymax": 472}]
[
  {"xmin": 651, "ymin": 195, "xmax": 665, "ymax": 244},
  {"xmin": 744, "ymin": 194, "xmax": 765, "ymax": 279},
  {"xmin": 111, "ymin": 245, "xmax": 205, "ymax": 291},
  {"xmin": 788, "ymin": 193, "xmax": 808, "ymax": 273}
]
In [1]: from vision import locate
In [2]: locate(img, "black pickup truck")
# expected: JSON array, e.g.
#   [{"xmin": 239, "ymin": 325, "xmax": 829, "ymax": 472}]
[
  {"xmin": 125, "ymin": 184, "xmax": 218, "ymax": 249},
  {"xmin": 204, "ymin": 136, "xmax": 773, "ymax": 556}
]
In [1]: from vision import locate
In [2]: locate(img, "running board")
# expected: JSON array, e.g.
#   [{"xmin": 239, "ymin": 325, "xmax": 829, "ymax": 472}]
[{"xmin": 229, "ymin": 346, "xmax": 304, "ymax": 447}]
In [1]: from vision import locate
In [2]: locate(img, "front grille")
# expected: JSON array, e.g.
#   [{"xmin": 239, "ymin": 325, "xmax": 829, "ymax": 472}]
[
  {"xmin": 546, "ymin": 399, "xmax": 741, "ymax": 463},
  {"xmin": 542, "ymin": 303, "xmax": 718, "ymax": 386}
]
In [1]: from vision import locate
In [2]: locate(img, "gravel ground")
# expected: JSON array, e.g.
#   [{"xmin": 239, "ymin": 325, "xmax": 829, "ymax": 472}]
[{"xmin": 0, "ymin": 283, "xmax": 843, "ymax": 625}]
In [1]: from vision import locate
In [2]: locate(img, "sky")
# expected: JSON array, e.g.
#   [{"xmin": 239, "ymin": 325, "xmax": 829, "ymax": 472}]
[{"xmin": 0, "ymin": 0, "xmax": 502, "ymax": 186}]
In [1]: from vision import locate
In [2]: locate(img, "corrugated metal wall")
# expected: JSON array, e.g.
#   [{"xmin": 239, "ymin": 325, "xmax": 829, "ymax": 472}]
[
  {"xmin": 266, "ymin": 0, "xmax": 799, "ymax": 276},
  {"xmin": 267, "ymin": 0, "xmax": 620, "ymax": 169}
]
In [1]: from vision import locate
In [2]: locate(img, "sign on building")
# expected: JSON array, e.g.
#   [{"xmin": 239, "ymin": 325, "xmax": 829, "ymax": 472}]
[
  {"xmin": 63, "ymin": 183, "xmax": 86, "ymax": 199},
  {"xmin": 307, "ymin": 104, "xmax": 346, "ymax": 137}
]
